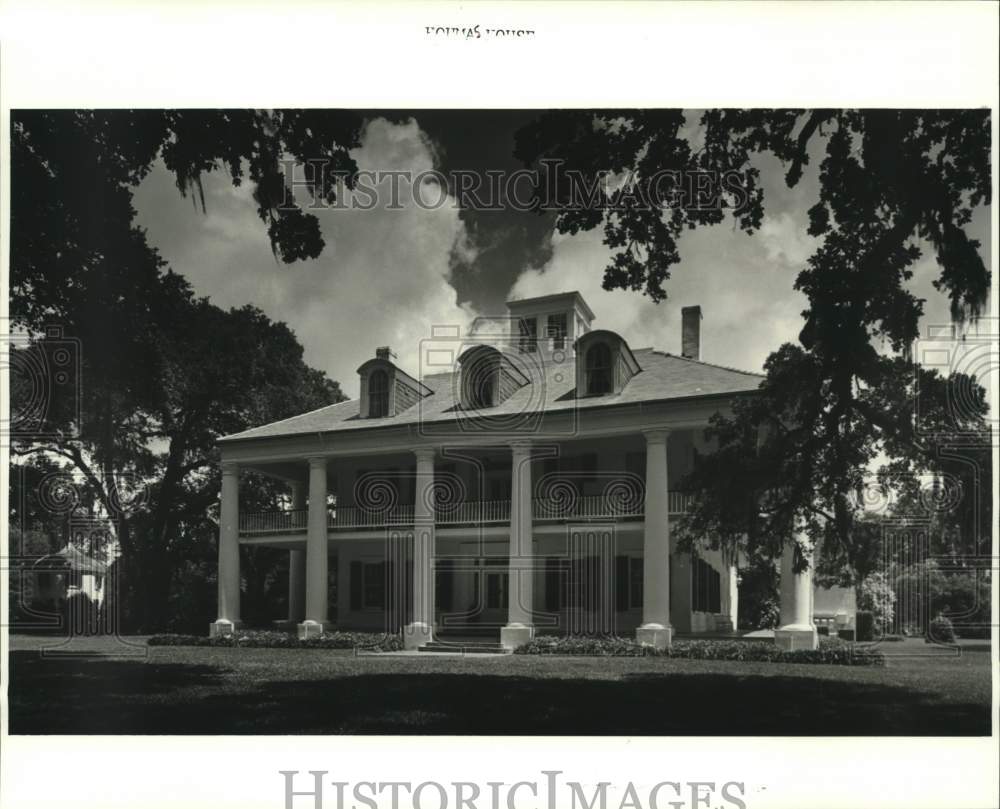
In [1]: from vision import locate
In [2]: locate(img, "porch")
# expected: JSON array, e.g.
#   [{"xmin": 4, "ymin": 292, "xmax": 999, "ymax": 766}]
[{"xmin": 212, "ymin": 430, "xmax": 818, "ymax": 652}]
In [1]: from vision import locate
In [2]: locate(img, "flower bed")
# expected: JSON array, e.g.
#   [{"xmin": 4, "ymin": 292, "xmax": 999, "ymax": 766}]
[
  {"xmin": 514, "ymin": 635, "xmax": 884, "ymax": 666},
  {"xmin": 148, "ymin": 629, "xmax": 404, "ymax": 651}
]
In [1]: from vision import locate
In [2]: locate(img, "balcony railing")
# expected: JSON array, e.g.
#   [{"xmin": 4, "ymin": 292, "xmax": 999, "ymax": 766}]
[
  {"xmin": 436, "ymin": 499, "xmax": 511, "ymax": 526},
  {"xmin": 239, "ymin": 492, "xmax": 693, "ymax": 536},
  {"xmin": 240, "ymin": 508, "xmax": 308, "ymax": 535}
]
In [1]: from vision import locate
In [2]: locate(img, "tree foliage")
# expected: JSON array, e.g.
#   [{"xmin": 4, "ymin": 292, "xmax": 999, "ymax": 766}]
[
  {"xmin": 515, "ymin": 110, "xmax": 992, "ymax": 582},
  {"xmin": 10, "ymin": 110, "xmax": 356, "ymax": 630}
]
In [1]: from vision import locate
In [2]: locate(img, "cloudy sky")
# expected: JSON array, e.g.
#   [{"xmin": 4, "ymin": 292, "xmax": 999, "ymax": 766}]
[{"xmin": 133, "ymin": 111, "xmax": 992, "ymax": 400}]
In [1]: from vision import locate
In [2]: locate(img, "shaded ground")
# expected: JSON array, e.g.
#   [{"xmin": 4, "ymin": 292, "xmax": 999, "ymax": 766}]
[{"xmin": 7, "ymin": 635, "xmax": 992, "ymax": 735}]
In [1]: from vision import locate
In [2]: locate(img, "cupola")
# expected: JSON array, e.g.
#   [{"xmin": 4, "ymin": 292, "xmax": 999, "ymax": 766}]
[{"xmin": 505, "ymin": 291, "xmax": 596, "ymax": 355}]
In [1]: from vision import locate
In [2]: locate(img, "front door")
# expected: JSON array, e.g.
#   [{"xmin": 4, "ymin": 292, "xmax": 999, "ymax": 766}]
[{"xmin": 435, "ymin": 556, "xmax": 507, "ymax": 637}]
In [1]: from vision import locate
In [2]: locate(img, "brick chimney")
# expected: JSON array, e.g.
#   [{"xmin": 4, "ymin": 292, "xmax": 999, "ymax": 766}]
[
  {"xmin": 375, "ymin": 346, "xmax": 395, "ymax": 361},
  {"xmin": 681, "ymin": 306, "xmax": 702, "ymax": 360}
]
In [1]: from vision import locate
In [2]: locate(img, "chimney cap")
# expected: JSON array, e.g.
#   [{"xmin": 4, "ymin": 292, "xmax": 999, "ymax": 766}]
[
  {"xmin": 681, "ymin": 305, "xmax": 702, "ymax": 318},
  {"xmin": 375, "ymin": 346, "xmax": 396, "ymax": 361}
]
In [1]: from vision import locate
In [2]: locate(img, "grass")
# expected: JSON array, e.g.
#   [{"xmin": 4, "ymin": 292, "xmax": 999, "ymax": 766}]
[{"xmin": 7, "ymin": 634, "xmax": 992, "ymax": 735}]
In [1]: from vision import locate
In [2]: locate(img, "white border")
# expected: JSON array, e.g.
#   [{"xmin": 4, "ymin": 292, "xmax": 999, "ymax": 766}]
[{"xmin": 2, "ymin": 2, "xmax": 998, "ymax": 809}]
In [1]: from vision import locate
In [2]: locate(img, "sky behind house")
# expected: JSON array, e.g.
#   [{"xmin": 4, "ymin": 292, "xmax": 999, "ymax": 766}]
[{"xmin": 132, "ymin": 111, "xmax": 993, "ymax": 400}]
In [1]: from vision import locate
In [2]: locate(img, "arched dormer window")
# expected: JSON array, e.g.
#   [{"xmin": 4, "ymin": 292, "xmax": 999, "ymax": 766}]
[
  {"xmin": 585, "ymin": 342, "xmax": 613, "ymax": 395},
  {"xmin": 368, "ymin": 369, "xmax": 389, "ymax": 418},
  {"xmin": 357, "ymin": 354, "xmax": 432, "ymax": 419},
  {"xmin": 457, "ymin": 345, "xmax": 528, "ymax": 411},
  {"xmin": 468, "ymin": 358, "xmax": 498, "ymax": 409},
  {"xmin": 574, "ymin": 329, "xmax": 641, "ymax": 398}
]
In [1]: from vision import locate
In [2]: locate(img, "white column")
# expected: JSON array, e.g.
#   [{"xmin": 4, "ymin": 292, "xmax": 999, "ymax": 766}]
[
  {"xmin": 501, "ymin": 440, "xmax": 535, "ymax": 650},
  {"xmin": 727, "ymin": 563, "xmax": 739, "ymax": 633},
  {"xmin": 636, "ymin": 429, "xmax": 673, "ymax": 649},
  {"xmin": 210, "ymin": 461, "xmax": 241, "ymax": 637},
  {"xmin": 405, "ymin": 448, "xmax": 436, "ymax": 649},
  {"xmin": 298, "ymin": 457, "xmax": 328, "ymax": 639},
  {"xmin": 288, "ymin": 480, "xmax": 307, "ymax": 623},
  {"xmin": 774, "ymin": 536, "xmax": 818, "ymax": 650}
]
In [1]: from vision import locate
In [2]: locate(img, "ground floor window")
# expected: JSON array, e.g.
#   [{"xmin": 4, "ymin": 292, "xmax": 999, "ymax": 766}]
[
  {"xmin": 544, "ymin": 557, "xmax": 562, "ymax": 611},
  {"xmin": 615, "ymin": 555, "xmax": 643, "ymax": 610},
  {"xmin": 615, "ymin": 556, "xmax": 642, "ymax": 612},
  {"xmin": 692, "ymin": 557, "xmax": 721, "ymax": 613},
  {"xmin": 435, "ymin": 559, "xmax": 454, "ymax": 611},
  {"xmin": 544, "ymin": 550, "xmax": 639, "ymax": 614},
  {"xmin": 484, "ymin": 559, "xmax": 508, "ymax": 609},
  {"xmin": 350, "ymin": 560, "xmax": 387, "ymax": 609}
]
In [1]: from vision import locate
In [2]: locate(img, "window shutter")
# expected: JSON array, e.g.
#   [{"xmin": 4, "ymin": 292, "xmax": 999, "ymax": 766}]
[
  {"xmin": 385, "ymin": 557, "xmax": 397, "ymax": 630},
  {"xmin": 350, "ymin": 561, "xmax": 363, "ymax": 611},
  {"xmin": 710, "ymin": 564, "xmax": 721, "ymax": 613},
  {"xmin": 615, "ymin": 556, "xmax": 629, "ymax": 611},
  {"xmin": 630, "ymin": 557, "xmax": 644, "ymax": 609},
  {"xmin": 436, "ymin": 559, "xmax": 453, "ymax": 612},
  {"xmin": 544, "ymin": 557, "xmax": 560, "ymax": 612}
]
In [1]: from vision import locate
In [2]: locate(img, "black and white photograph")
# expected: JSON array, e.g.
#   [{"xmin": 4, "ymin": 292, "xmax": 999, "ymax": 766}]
[{"xmin": 2, "ymin": 3, "xmax": 998, "ymax": 809}]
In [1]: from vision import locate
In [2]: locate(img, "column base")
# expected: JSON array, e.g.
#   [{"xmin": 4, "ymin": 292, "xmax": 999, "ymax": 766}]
[
  {"xmin": 636, "ymin": 623, "xmax": 673, "ymax": 650},
  {"xmin": 297, "ymin": 620, "xmax": 326, "ymax": 640},
  {"xmin": 209, "ymin": 619, "xmax": 242, "ymax": 638},
  {"xmin": 403, "ymin": 622, "xmax": 433, "ymax": 650},
  {"xmin": 774, "ymin": 624, "xmax": 818, "ymax": 651},
  {"xmin": 500, "ymin": 623, "xmax": 535, "ymax": 651}
]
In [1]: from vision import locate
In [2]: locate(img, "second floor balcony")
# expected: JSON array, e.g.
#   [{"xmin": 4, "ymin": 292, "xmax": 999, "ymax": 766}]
[{"xmin": 238, "ymin": 491, "xmax": 693, "ymax": 537}]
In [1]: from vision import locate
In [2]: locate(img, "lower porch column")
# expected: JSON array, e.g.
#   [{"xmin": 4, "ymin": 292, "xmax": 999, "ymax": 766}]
[
  {"xmin": 298, "ymin": 457, "xmax": 328, "ymax": 639},
  {"xmin": 726, "ymin": 561, "xmax": 739, "ymax": 633},
  {"xmin": 774, "ymin": 536, "xmax": 818, "ymax": 650},
  {"xmin": 210, "ymin": 461, "xmax": 242, "ymax": 637},
  {"xmin": 636, "ymin": 429, "xmax": 673, "ymax": 649},
  {"xmin": 287, "ymin": 480, "xmax": 307, "ymax": 623},
  {"xmin": 501, "ymin": 440, "xmax": 535, "ymax": 650},
  {"xmin": 405, "ymin": 448, "xmax": 436, "ymax": 649}
]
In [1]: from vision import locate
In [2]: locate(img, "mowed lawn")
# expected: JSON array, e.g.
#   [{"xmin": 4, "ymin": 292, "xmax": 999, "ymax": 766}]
[{"xmin": 7, "ymin": 635, "xmax": 992, "ymax": 735}]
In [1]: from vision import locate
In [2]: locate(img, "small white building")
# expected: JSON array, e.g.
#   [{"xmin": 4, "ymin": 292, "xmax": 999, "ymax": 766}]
[
  {"xmin": 212, "ymin": 291, "xmax": 820, "ymax": 651},
  {"xmin": 30, "ymin": 545, "xmax": 108, "ymax": 608}
]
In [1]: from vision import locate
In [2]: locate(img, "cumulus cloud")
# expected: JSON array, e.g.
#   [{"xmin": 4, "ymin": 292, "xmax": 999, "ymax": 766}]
[
  {"xmin": 134, "ymin": 117, "xmax": 476, "ymax": 397},
  {"xmin": 759, "ymin": 211, "xmax": 821, "ymax": 266},
  {"xmin": 134, "ymin": 112, "xmax": 991, "ymax": 406}
]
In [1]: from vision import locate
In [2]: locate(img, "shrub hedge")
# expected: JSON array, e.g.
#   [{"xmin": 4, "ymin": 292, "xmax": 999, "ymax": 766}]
[
  {"xmin": 148, "ymin": 629, "xmax": 404, "ymax": 651},
  {"xmin": 928, "ymin": 615, "xmax": 957, "ymax": 644},
  {"xmin": 513, "ymin": 635, "xmax": 884, "ymax": 666}
]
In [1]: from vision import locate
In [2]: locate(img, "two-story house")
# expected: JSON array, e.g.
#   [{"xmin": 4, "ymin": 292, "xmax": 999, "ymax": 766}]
[{"xmin": 212, "ymin": 291, "xmax": 820, "ymax": 651}]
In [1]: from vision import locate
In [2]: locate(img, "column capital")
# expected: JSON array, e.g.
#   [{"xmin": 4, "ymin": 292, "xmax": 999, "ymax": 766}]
[
  {"xmin": 642, "ymin": 428, "xmax": 671, "ymax": 444},
  {"xmin": 413, "ymin": 446, "xmax": 437, "ymax": 463},
  {"xmin": 509, "ymin": 439, "xmax": 533, "ymax": 455},
  {"xmin": 307, "ymin": 456, "xmax": 327, "ymax": 469},
  {"xmin": 221, "ymin": 461, "xmax": 240, "ymax": 475}
]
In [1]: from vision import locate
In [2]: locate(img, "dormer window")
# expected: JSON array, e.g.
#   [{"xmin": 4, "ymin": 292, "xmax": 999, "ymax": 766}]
[
  {"xmin": 575, "ymin": 329, "xmax": 641, "ymax": 397},
  {"xmin": 462, "ymin": 348, "xmax": 500, "ymax": 409},
  {"xmin": 368, "ymin": 369, "xmax": 389, "ymax": 417},
  {"xmin": 585, "ymin": 342, "xmax": 613, "ymax": 395},
  {"xmin": 357, "ymin": 349, "xmax": 431, "ymax": 419},
  {"xmin": 457, "ymin": 345, "xmax": 528, "ymax": 411}
]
